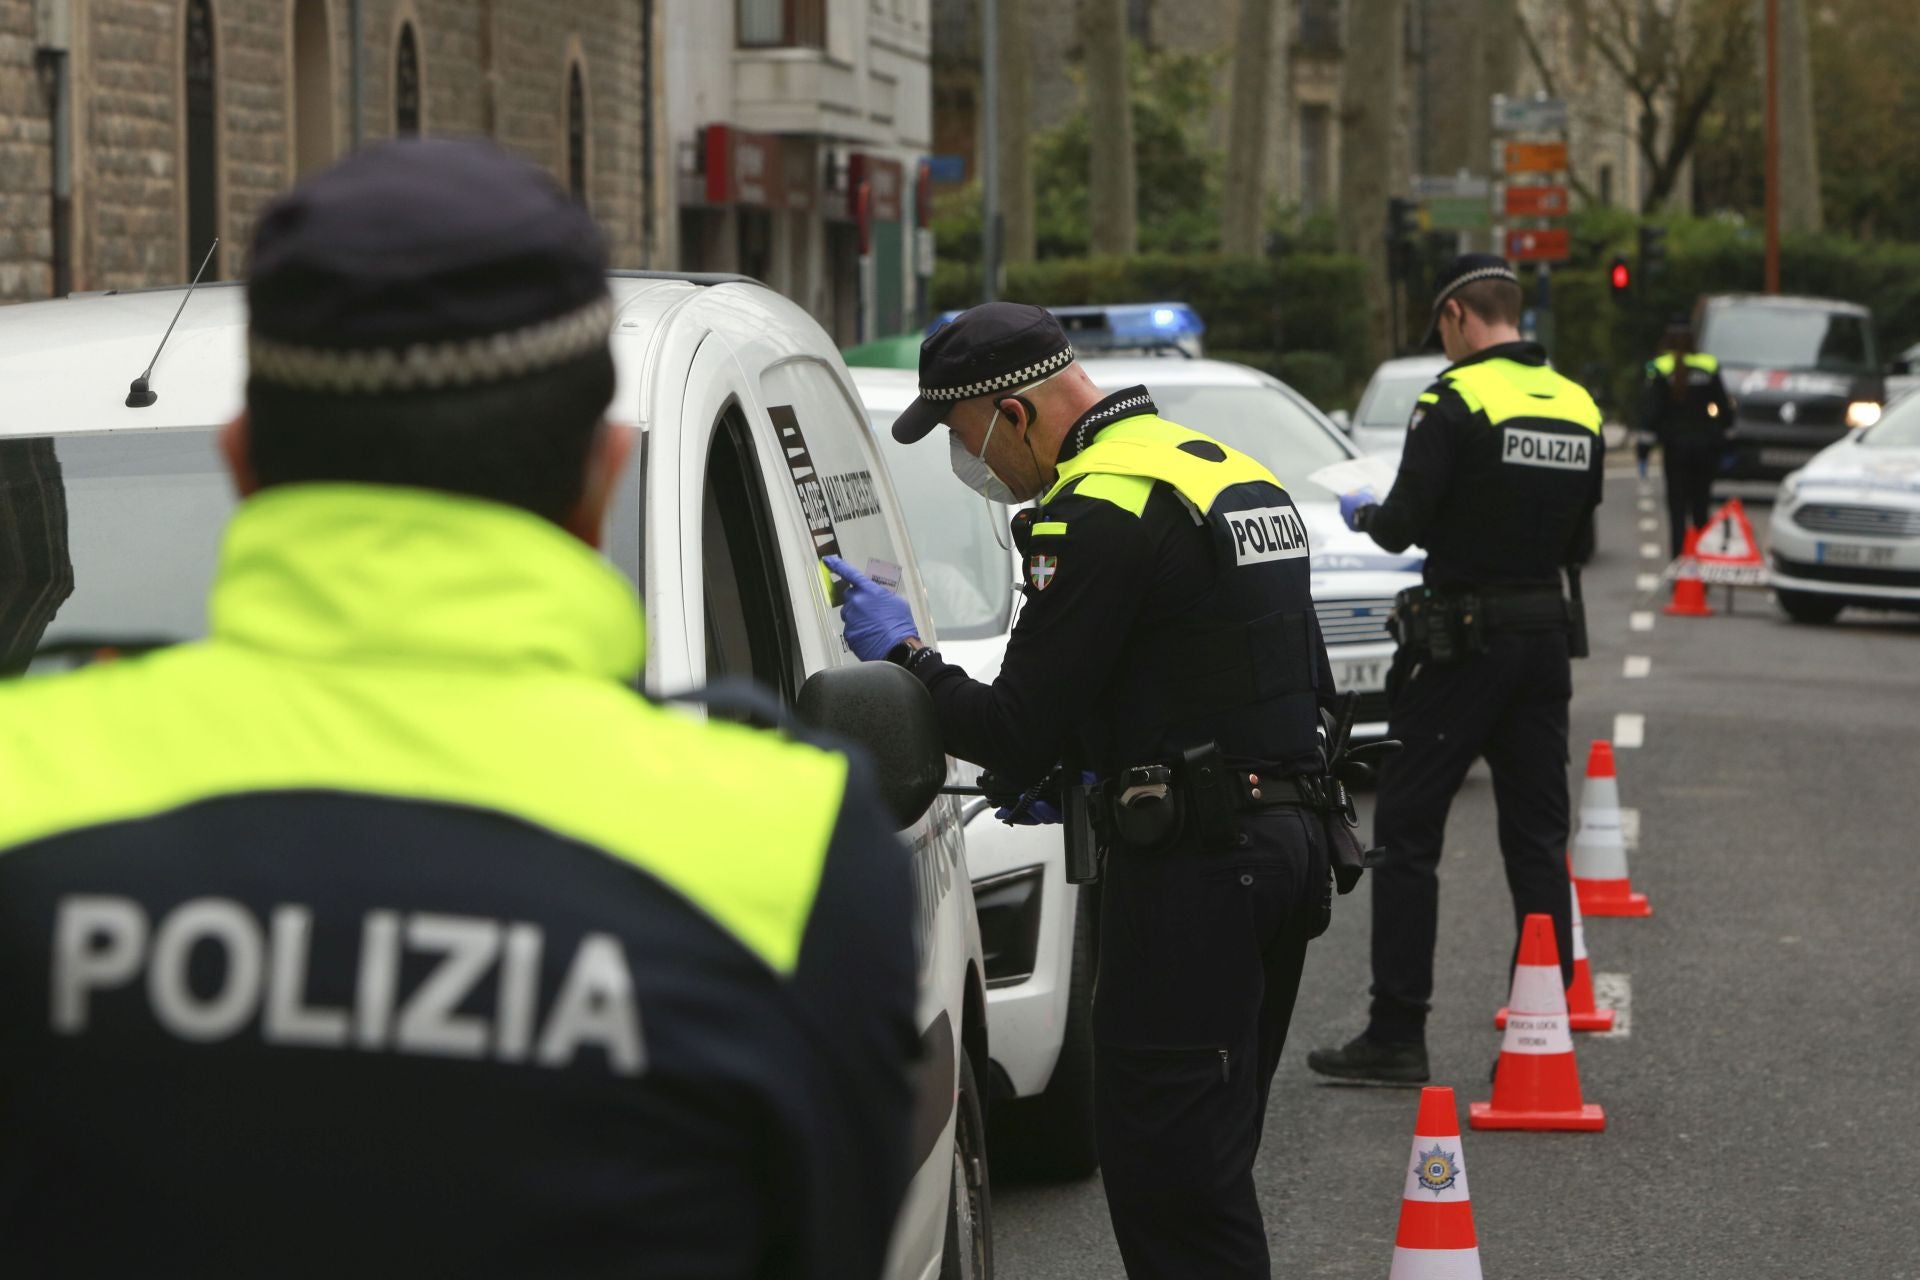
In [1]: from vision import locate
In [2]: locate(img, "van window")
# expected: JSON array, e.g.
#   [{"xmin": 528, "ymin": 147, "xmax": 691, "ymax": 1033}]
[
  {"xmin": 702, "ymin": 406, "xmax": 803, "ymax": 703},
  {"xmin": 760, "ymin": 358, "xmax": 922, "ymax": 632},
  {"xmin": 1701, "ymin": 306, "xmax": 1878, "ymax": 375},
  {"xmin": 1, "ymin": 431, "xmax": 230, "ymax": 675}
]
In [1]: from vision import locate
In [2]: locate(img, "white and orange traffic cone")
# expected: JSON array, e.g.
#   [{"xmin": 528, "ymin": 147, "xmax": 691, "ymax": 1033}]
[
  {"xmin": 1390, "ymin": 1087, "xmax": 1483, "ymax": 1279},
  {"xmin": 1665, "ymin": 526, "xmax": 1714, "ymax": 617},
  {"xmin": 1569, "ymin": 740, "xmax": 1651, "ymax": 917},
  {"xmin": 1497, "ymin": 883, "xmax": 1615, "ymax": 1032},
  {"xmin": 1471, "ymin": 914, "xmax": 1606, "ymax": 1132}
]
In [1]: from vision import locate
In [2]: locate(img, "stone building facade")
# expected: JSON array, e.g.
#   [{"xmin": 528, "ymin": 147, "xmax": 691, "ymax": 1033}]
[{"xmin": 0, "ymin": 0, "xmax": 672, "ymax": 303}]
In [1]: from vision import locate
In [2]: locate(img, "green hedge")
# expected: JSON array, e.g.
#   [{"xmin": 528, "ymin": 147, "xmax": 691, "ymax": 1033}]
[{"xmin": 931, "ymin": 253, "xmax": 1372, "ymax": 408}]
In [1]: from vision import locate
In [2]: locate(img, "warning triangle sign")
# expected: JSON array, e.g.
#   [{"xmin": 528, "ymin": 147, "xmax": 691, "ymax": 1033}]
[{"xmin": 1690, "ymin": 498, "xmax": 1768, "ymax": 585}]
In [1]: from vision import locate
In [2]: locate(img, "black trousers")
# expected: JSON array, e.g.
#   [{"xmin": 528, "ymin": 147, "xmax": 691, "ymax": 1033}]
[
  {"xmin": 1664, "ymin": 443, "xmax": 1719, "ymax": 558},
  {"xmin": 1366, "ymin": 630, "xmax": 1575, "ymax": 1044},
  {"xmin": 1093, "ymin": 806, "xmax": 1328, "ymax": 1280}
]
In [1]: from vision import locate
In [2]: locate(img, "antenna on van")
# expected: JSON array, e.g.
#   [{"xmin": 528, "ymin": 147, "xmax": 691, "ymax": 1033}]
[{"xmin": 126, "ymin": 238, "xmax": 219, "ymax": 408}]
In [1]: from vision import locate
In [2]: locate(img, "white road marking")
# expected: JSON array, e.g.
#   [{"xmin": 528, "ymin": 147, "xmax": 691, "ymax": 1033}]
[
  {"xmin": 1636, "ymin": 573, "xmax": 1661, "ymax": 592},
  {"xmin": 1621, "ymin": 808, "xmax": 1639, "ymax": 849},
  {"xmin": 1613, "ymin": 712, "xmax": 1645, "ymax": 748},
  {"xmin": 1624, "ymin": 655, "xmax": 1651, "ymax": 678},
  {"xmin": 1638, "ymin": 517, "xmax": 1659, "ymax": 532},
  {"xmin": 1637, "ymin": 498, "xmax": 1655, "ymax": 513},
  {"xmin": 1629, "ymin": 612, "xmax": 1655, "ymax": 632},
  {"xmin": 1640, "ymin": 542, "xmax": 1661, "ymax": 559},
  {"xmin": 1593, "ymin": 973, "xmax": 1632, "ymax": 1038}
]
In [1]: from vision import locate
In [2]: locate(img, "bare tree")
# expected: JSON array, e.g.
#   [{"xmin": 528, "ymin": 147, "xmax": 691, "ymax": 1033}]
[
  {"xmin": 1566, "ymin": 0, "xmax": 1757, "ymax": 213},
  {"xmin": 1338, "ymin": 0, "xmax": 1404, "ymax": 361},
  {"xmin": 1221, "ymin": 0, "xmax": 1278, "ymax": 255},
  {"xmin": 1083, "ymin": 0, "xmax": 1137, "ymax": 256},
  {"xmin": 997, "ymin": 0, "xmax": 1037, "ymax": 263},
  {"xmin": 1776, "ymin": 0, "xmax": 1822, "ymax": 233}
]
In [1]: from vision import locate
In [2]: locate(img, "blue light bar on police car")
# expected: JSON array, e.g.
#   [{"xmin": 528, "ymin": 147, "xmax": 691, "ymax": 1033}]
[{"xmin": 927, "ymin": 303, "xmax": 1205, "ymax": 352}]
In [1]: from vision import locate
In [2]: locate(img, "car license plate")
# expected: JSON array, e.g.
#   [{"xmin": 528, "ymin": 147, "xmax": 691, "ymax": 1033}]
[
  {"xmin": 1760, "ymin": 447, "xmax": 1816, "ymax": 468},
  {"xmin": 1337, "ymin": 658, "xmax": 1387, "ymax": 693},
  {"xmin": 1816, "ymin": 542, "xmax": 1895, "ymax": 566}
]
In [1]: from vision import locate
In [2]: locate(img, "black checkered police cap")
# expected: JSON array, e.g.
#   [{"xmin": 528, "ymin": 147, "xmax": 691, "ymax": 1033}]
[
  {"xmin": 1422, "ymin": 252, "xmax": 1521, "ymax": 350},
  {"xmin": 246, "ymin": 137, "xmax": 612, "ymax": 397},
  {"xmin": 891, "ymin": 302, "xmax": 1076, "ymax": 443}
]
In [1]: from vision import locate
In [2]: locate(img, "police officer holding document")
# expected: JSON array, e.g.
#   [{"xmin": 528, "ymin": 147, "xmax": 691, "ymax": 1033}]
[
  {"xmin": 0, "ymin": 139, "xmax": 917, "ymax": 1278},
  {"xmin": 1308, "ymin": 254, "xmax": 1603, "ymax": 1087},
  {"xmin": 830, "ymin": 302, "xmax": 1378, "ymax": 1279}
]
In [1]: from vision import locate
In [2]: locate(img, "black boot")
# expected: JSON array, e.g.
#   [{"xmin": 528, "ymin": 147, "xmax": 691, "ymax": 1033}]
[{"xmin": 1306, "ymin": 1033, "xmax": 1430, "ymax": 1086}]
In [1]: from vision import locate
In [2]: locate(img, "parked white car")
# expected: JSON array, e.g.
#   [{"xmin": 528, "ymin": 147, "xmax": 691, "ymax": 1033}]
[
  {"xmin": 1767, "ymin": 389, "xmax": 1920, "ymax": 623},
  {"xmin": 0, "ymin": 274, "xmax": 993, "ymax": 1280},
  {"xmin": 1349, "ymin": 353, "xmax": 1449, "ymax": 459}
]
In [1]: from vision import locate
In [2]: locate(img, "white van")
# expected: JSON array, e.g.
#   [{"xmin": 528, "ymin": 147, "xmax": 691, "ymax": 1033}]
[{"xmin": 0, "ymin": 273, "xmax": 992, "ymax": 1280}]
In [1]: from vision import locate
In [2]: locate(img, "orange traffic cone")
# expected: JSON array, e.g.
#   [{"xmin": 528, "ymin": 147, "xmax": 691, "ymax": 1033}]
[
  {"xmin": 1570, "ymin": 740, "xmax": 1651, "ymax": 917},
  {"xmin": 1390, "ymin": 1087, "xmax": 1483, "ymax": 1280},
  {"xmin": 1664, "ymin": 526, "xmax": 1714, "ymax": 617},
  {"xmin": 1497, "ymin": 883, "xmax": 1615, "ymax": 1032},
  {"xmin": 1470, "ymin": 914, "xmax": 1606, "ymax": 1132}
]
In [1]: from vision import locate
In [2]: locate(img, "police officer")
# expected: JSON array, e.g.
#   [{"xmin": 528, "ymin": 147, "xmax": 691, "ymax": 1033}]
[
  {"xmin": 1308, "ymin": 255, "xmax": 1603, "ymax": 1085},
  {"xmin": 829, "ymin": 302, "xmax": 1338, "ymax": 1279},
  {"xmin": 0, "ymin": 139, "xmax": 917, "ymax": 1278},
  {"xmin": 1638, "ymin": 318, "xmax": 1735, "ymax": 558}
]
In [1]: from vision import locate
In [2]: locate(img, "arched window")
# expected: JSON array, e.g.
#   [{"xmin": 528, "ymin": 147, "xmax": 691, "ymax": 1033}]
[
  {"xmin": 292, "ymin": 0, "xmax": 335, "ymax": 177},
  {"xmin": 184, "ymin": 0, "xmax": 220, "ymax": 279},
  {"xmin": 395, "ymin": 22, "xmax": 421, "ymax": 136},
  {"xmin": 566, "ymin": 61, "xmax": 587, "ymax": 203}
]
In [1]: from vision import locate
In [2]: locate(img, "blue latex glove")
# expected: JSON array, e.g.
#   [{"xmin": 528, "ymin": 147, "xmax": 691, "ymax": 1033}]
[
  {"xmin": 823, "ymin": 555, "xmax": 919, "ymax": 661},
  {"xmin": 1338, "ymin": 488, "xmax": 1378, "ymax": 533},
  {"xmin": 995, "ymin": 770, "xmax": 1096, "ymax": 826}
]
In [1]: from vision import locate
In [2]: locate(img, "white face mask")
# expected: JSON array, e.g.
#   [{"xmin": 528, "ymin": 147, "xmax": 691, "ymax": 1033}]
[{"xmin": 949, "ymin": 407, "xmax": 1021, "ymax": 505}]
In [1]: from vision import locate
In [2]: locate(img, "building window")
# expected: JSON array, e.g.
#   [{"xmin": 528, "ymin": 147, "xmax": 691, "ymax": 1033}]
[
  {"xmin": 292, "ymin": 0, "xmax": 335, "ymax": 178},
  {"xmin": 395, "ymin": 22, "xmax": 422, "ymax": 136},
  {"xmin": 1300, "ymin": 104, "xmax": 1331, "ymax": 214},
  {"xmin": 738, "ymin": 0, "xmax": 826, "ymax": 50},
  {"xmin": 1299, "ymin": 0, "xmax": 1340, "ymax": 52},
  {"xmin": 184, "ymin": 0, "xmax": 220, "ymax": 279},
  {"xmin": 567, "ymin": 62, "xmax": 587, "ymax": 203}
]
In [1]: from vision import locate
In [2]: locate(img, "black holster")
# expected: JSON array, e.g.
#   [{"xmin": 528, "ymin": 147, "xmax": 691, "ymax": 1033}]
[{"xmin": 1388, "ymin": 586, "xmax": 1486, "ymax": 666}]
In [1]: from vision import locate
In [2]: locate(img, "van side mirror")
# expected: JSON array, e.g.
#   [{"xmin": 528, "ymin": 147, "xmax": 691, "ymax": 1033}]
[
  {"xmin": 796, "ymin": 662, "xmax": 947, "ymax": 829},
  {"xmin": 1329, "ymin": 409, "xmax": 1352, "ymax": 434}
]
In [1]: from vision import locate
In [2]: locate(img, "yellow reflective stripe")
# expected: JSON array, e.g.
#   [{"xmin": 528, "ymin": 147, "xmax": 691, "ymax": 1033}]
[
  {"xmin": 1651, "ymin": 353, "xmax": 1677, "ymax": 375},
  {"xmin": 1417, "ymin": 392, "xmax": 1440, "ymax": 405},
  {"xmin": 1046, "ymin": 415, "xmax": 1281, "ymax": 515},
  {"xmin": 1031, "ymin": 521, "xmax": 1069, "ymax": 536},
  {"xmin": 1684, "ymin": 352, "xmax": 1719, "ymax": 373},
  {"xmin": 1443, "ymin": 359, "xmax": 1602, "ymax": 433},
  {"xmin": 1068, "ymin": 473, "xmax": 1154, "ymax": 516},
  {"xmin": 0, "ymin": 645, "xmax": 847, "ymax": 975}
]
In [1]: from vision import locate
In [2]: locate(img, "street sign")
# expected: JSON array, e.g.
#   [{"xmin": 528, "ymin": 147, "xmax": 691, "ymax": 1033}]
[
  {"xmin": 1412, "ymin": 173, "xmax": 1490, "ymax": 200},
  {"xmin": 923, "ymin": 153, "xmax": 967, "ymax": 184},
  {"xmin": 1493, "ymin": 97, "xmax": 1569, "ymax": 135},
  {"xmin": 1505, "ymin": 184, "xmax": 1570, "ymax": 217},
  {"xmin": 1506, "ymin": 227, "xmax": 1570, "ymax": 263},
  {"xmin": 1502, "ymin": 141, "xmax": 1568, "ymax": 174},
  {"xmin": 1426, "ymin": 195, "xmax": 1492, "ymax": 230}
]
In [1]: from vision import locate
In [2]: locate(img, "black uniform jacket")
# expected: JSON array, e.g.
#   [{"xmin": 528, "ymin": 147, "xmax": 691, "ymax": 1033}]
[
  {"xmin": 0, "ymin": 485, "xmax": 917, "ymax": 1280},
  {"xmin": 1361, "ymin": 342, "xmax": 1606, "ymax": 593},
  {"xmin": 906, "ymin": 388, "xmax": 1335, "ymax": 786}
]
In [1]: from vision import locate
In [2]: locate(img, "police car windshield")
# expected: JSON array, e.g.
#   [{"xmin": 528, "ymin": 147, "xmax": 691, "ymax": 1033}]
[
  {"xmin": 872, "ymin": 417, "xmax": 1014, "ymax": 642},
  {"xmin": 1701, "ymin": 306, "xmax": 1878, "ymax": 374},
  {"xmin": 1862, "ymin": 393, "xmax": 1920, "ymax": 448},
  {"xmin": 0, "ymin": 430, "xmax": 230, "ymax": 675},
  {"xmin": 1146, "ymin": 385, "xmax": 1355, "ymax": 502},
  {"xmin": 1354, "ymin": 368, "xmax": 1437, "ymax": 428}
]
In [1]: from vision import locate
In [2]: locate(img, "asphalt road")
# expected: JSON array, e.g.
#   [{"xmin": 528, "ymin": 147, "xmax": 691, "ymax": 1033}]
[{"xmin": 991, "ymin": 467, "xmax": 1920, "ymax": 1278}]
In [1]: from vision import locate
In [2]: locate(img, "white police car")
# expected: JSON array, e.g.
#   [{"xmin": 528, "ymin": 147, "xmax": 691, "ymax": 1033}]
[
  {"xmin": 0, "ymin": 273, "xmax": 993, "ymax": 1280},
  {"xmin": 1767, "ymin": 387, "xmax": 1920, "ymax": 623}
]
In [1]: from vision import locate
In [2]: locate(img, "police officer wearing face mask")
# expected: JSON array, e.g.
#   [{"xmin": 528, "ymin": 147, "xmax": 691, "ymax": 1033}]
[
  {"xmin": 1307, "ymin": 255, "xmax": 1604, "ymax": 1086},
  {"xmin": 828, "ymin": 302, "xmax": 1343, "ymax": 1280}
]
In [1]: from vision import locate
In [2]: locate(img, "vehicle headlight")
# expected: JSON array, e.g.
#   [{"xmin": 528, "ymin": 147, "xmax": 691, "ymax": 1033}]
[{"xmin": 1846, "ymin": 400, "xmax": 1882, "ymax": 429}]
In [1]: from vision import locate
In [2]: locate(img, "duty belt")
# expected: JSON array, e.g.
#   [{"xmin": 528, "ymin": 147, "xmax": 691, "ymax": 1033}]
[{"xmin": 1476, "ymin": 589, "xmax": 1570, "ymax": 631}]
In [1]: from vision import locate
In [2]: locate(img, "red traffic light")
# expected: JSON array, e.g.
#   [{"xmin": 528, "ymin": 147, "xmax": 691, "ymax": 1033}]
[{"xmin": 1610, "ymin": 259, "xmax": 1631, "ymax": 292}]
